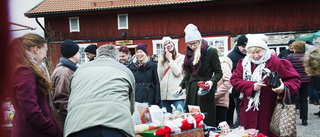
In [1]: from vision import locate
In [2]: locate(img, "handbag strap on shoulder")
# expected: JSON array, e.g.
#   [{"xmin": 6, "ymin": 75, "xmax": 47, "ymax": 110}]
[{"xmin": 282, "ymin": 85, "xmax": 291, "ymax": 107}]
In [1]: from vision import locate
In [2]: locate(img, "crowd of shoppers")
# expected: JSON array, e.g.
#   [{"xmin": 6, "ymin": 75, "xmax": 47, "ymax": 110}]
[{"xmin": 8, "ymin": 23, "xmax": 318, "ymax": 137}]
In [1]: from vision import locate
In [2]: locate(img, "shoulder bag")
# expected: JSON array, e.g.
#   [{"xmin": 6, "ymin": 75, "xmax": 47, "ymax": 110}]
[{"xmin": 269, "ymin": 86, "xmax": 297, "ymax": 137}]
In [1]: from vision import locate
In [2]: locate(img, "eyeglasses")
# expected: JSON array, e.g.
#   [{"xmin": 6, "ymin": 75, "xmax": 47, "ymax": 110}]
[
  {"xmin": 85, "ymin": 52, "xmax": 90, "ymax": 55},
  {"xmin": 187, "ymin": 41, "xmax": 199, "ymax": 47}
]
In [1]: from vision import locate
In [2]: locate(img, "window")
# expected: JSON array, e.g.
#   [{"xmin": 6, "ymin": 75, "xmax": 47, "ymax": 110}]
[
  {"xmin": 78, "ymin": 43, "xmax": 97, "ymax": 65},
  {"xmin": 117, "ymin": 14, "xmax": 128, "ymax": 30},
  {"xmin": 269, "ymin": 45, "xmax": 287, "ymax": 56},
  {"xmin": 69, "ymin": 17, "xmax": 80, "ymax": 32},
  {"xmin": 203, "ymin": 36, "xmax": 229, "ymax": 56},
  {"xmin": 152, "ymin": 39, "xmax": 179, "ymax": 58}
]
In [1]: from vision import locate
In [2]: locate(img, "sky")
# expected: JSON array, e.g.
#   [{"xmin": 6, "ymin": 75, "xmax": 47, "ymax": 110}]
[{"xmin": 9, "ymin": 0, "xmax": 45, "ymax": 39}]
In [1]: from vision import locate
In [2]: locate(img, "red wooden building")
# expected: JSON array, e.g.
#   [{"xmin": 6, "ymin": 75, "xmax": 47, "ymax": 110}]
[{"xmin": 24, "ymin": 0, "xmax": 320, "ymax": 71}]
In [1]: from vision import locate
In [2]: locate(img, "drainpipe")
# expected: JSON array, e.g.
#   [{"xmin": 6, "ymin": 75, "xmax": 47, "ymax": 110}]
[{"xmin": 35, "ymin": 16, "xmax": 46, "ymax": 37}]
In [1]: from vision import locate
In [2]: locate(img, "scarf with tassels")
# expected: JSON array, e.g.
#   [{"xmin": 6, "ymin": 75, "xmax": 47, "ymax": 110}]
[
  {"xmin": 240, "ymin": 51, "xmax": 271, "ymax": 112},
  {"xmin": 183, "ymin": 39, "xmax": 208, "ymax": 76}
]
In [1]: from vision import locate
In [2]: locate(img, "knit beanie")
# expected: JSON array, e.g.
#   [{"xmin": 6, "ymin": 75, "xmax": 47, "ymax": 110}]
[
  {"xmin": 136, "ymin": 43, "xmax": 148, "ymax": 54},
  {"xmin": 184, "ymin": 24, "xmax": 202, "ymax": 43},
  {"xmin": 60, "ymin": 39, "xmax": 80, "ymax": 58},
  {"xmin": 246, "ymin": 34, "xmax": 268, "ymax": 51},
  {"xmin": 162, "ymin": 36, "xmax": 174, "ymax": 47},
  {"xmin": 237, "ymin": 34, "xmax": 248, "ymax": 46},
  {"xmin": 288, "ymin": 39, "xmax": 295, "ymax": 45},
  {"xmin": 84, "ymin": 44, "xmax": 97, "ymax": 54}
]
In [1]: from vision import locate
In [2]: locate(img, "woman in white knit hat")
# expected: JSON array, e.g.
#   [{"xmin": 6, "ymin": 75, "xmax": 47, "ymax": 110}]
[
  {"xmin": 157, "ymin": 36, "xmax": 185, "ymax": 113},
  {"xmin": 230, "ymin": 34, "xmax": 300, "ymax": 136},
  {"xmin": 176, "ymin": 24, "xmax": 223, "ymax": 126}
]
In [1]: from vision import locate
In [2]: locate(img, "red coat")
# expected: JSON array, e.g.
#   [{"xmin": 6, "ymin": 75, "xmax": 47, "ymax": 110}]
[
  {"xmin": 8, "ymin": 66, "xmax": 63, "ymax": 137},
  {"xmin": 230, "ymin": 55, "xmax": 300, "ymax": 136}
]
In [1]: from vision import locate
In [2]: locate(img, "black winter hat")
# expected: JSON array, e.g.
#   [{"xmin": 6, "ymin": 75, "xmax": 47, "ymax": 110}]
[
  {"xmin": 136, "ymin": 43, "xmax": 148, "ymax": 54},
  {"xmin": 60, "ymin": 39, "xmax": 79, "ymax": 58},
  {"xmin": 288, "ymin": 39, "xmax": 295, "ymax": 45},
  {"xmin": 84, "ymin": 44, "xmax": 97, "ymax": 54},
  {"xmin": 237, "ymin": 34, "xmax": 248, "ymax": 46}
]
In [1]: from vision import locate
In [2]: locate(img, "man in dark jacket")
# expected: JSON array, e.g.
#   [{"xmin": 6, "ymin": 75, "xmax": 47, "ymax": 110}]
[
  {"xmin": 277, "ymin": 39, "xmax": 295, "ymax": 59},
  {"xmin": 226, "ymin": 34, "xmax": 247, "ymax": 128}
]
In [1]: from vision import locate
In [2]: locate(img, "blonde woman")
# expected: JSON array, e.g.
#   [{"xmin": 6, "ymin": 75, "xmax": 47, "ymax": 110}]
[
  {"xmin": 176, "ymin": 24, "xmax": 223, "ymax": 126},
  {"xmin": 8, "ymin": 33, "xmax": 62, "ymax": 137},
  {"xmin": 129, "ymin": 43, "xmax": 160, "ymax": 106},
  {"xmin": 157, "ymin": 37, "xmax": 185, "ymax": 113}
]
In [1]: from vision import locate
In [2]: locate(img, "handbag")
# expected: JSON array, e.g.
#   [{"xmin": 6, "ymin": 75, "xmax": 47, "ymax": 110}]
[
  {"xmin": 268, "ymin": 71, "xmax": 282, "ymax": 88},
  {"xmin": 269, "ymin": 86, "xmax": 297, "ymax": 137}
]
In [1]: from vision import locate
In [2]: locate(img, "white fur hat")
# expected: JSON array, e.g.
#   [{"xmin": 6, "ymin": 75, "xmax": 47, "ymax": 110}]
[
  {"xmin": 246, "ymin": 34, "xmax": 268, "ymax": 50},
  {"xmin": 162, "ymin": 36, "xmax": 173, "ymax": 47},
  {"xmin": 184, "ymin": 24, "xmax": 202, "ymax": 43}
]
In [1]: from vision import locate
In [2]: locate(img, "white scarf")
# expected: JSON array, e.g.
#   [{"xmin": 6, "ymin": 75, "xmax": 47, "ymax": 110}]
[{"xmin": 240, "ymin": 51, "xmax": 271, "ymax": 112}]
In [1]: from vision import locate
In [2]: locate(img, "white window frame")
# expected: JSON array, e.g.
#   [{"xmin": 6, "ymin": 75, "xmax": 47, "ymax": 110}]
[
  {"xmin": 69, "ymin": 17, "xmax": 80, "ymax": 32},
  {"xmin": 269, "ymin": 45, "xmax": 287, "ymax": 55},
  {"xmin": 152, "ymin": 39, "xmax": 179, "ymax": 58},
  {"xmin": 117, "ymin": 14, "xmax": 128, "ymax": 30},
  {"xmin": 78, "ymin": 43, "xmax": 97, "ymax": 65},
  {"xmin": 203, "ymin": 36, "xmax": 229, "ymax": 56}
]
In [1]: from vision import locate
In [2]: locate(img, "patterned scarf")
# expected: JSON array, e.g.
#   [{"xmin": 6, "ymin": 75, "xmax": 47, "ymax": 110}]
[
  {"xmin": 241, "ymin": 51, "xmax": 271, "ymax": 112},
  {"xmin": 183, "ymin": 39, "xmax": 208, "ymax": 76},
  {"xmin": 27, "ymin": 51, "xmax": 53, "ymax": 110},
  {"xmin": 134, "ymin": 58, "xmax": 150, "ymax": 69},
  {"xmin": 27, "ymin": 51, "xmax": 50, "ymax": 80}
]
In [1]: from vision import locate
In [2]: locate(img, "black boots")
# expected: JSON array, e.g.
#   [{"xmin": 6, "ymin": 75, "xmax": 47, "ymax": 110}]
[{"xmin": 302, "ymin": 120, "xmax": 308, "ymax": 126}]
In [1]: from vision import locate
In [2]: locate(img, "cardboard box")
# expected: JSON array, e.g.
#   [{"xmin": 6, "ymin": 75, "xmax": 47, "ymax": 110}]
[{"xmin": 170, "ymin": 128, "xmax": 204, "ymax": 137}]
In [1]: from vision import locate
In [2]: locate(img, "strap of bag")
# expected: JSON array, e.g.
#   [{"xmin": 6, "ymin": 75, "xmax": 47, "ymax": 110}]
[
  {"xmin": 289, "ymin": 53, "xmax": 293, "ymax": 63},
  {"xmin": 162, "ymin": 55, "xmax": 181, "ymax": 78},
  {"xmin": 282, "ymin": 85, "xmax": 291, "ymax": 108},
  {"xmin": 163, "ymin": 67, "xmax": 170, "ymax": 78}
]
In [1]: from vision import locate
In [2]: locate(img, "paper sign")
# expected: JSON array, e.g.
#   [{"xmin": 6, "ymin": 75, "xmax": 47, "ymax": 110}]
[{"xmin": 188, "ymin": 105, "xmax": 201, "ymax": 113}]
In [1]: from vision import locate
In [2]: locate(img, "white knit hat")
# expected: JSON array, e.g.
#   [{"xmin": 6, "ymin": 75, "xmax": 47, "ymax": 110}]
[
  {"xmin": 162, "ymin": 36, "xmax": 173, "ymax": 47},
  {"xmin": 184, "ymin": 24, "xmax": 202, "ymax": 43},
  {"xmin": 246, "ymin": 34, "xmax": 268, "ymax": 50}
]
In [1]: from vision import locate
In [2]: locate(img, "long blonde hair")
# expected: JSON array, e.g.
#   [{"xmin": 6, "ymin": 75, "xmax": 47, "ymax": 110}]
[
  {"xmin": 193, "ymin": 40, "xmax": 202, "ymax": 65},
  {"xmin": 9, "ymin": 33, "xmax": 51, "ymax": 95}
]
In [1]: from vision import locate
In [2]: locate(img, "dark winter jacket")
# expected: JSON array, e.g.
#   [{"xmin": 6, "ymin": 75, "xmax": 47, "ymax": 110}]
[
  {"xmin": 180, "ymin": 42, "xmax": 222, "ymax": 126},
  {"xmin": 311, "ymin": 76, "xmax": 320, "ymax": 90},
  {"xmin": 278, "ymin": 49, "xmax": 294, "ymax": 59},
  {"xmin": 286, "ymin": 53, "xmax": 311, "ymax": 83},
  {"xmin": 227, "ymin": 45, "xmax": 246, "ymax": 72},
  {"xmin": 129, "ymin": 60, "xmax": 160, "ymax": 105},
  {"xmin": 227, "ymin": 45, "xmax": 246, "ymax": 97}
]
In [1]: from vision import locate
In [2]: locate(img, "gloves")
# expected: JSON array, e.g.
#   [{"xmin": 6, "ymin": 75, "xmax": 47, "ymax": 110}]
[{"xmin": 197, "ymin": 81, "xmax": 213, "ymax": 96}]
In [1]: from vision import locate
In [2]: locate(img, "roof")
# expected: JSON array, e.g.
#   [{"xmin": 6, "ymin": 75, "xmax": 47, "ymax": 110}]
[{"xmin": 25, "ymin": 0, "xmax": 210, "ymax": 17}]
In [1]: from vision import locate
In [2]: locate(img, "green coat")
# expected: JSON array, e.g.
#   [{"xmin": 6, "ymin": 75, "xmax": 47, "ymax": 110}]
[{"xmin": 180, "ymin": 47, "xmax": 222, "ymax": 126}]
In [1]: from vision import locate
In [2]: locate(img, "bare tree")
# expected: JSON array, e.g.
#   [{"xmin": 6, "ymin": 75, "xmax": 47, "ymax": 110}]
[{"xmin": 45, "ymin": 23, "xmax": 64, "ymax": 75}]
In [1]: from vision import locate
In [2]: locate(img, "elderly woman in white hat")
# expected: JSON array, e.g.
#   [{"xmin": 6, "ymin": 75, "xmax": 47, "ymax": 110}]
[{"xmin": 230, "ymin": 34, "xmax": 300, "ymax": 136}]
